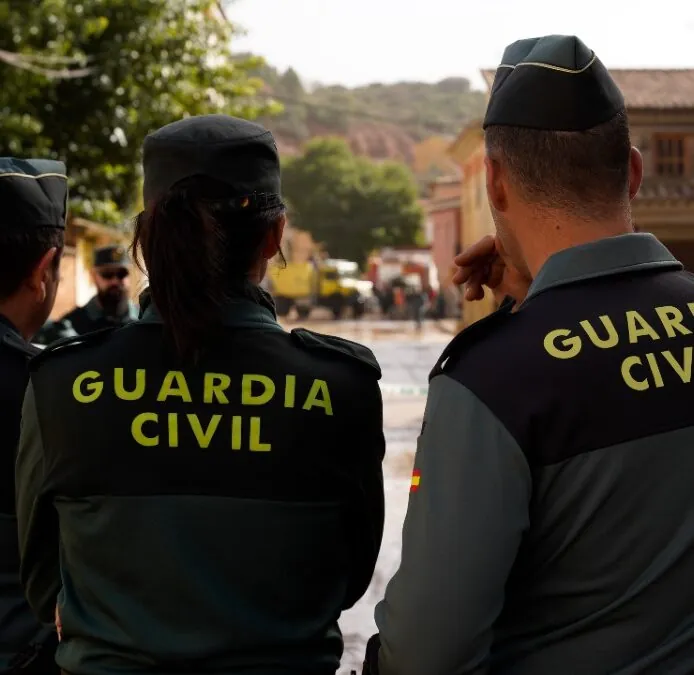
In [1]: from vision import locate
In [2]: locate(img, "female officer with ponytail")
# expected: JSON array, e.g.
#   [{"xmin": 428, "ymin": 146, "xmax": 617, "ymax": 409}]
[{"xmin": 15, "ymin": 115, "xmax": 385, "ymax": 675}]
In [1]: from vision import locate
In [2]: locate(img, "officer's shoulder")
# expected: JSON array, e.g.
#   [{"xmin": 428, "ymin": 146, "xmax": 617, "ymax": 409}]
[
  {"xmin": 0, "ymin": 329, "xmax": 40, "ymax": 359},
  {"xmin": 430, "ymin": 297, "xmax": 517, "ymax": 381},
  {"xmin": 30, "ymin": 326, "xmax": 117, "ymax": 371},
  {"xmin": 290, "ymin": 328, "xmax": 381, "ymax": 379}
]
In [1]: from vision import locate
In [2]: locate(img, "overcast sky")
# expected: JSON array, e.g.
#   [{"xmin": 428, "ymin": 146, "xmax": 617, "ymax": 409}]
[{"xmin": 231, "ymin": 0, "xmax": 694, "ymax": 90}]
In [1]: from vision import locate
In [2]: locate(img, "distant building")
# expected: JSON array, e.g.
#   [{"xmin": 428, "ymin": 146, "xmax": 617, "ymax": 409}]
[
  {"xmin": 426, "ymin": 176, "xmax": 462, "ymax": 316},
  {"xmin": 450, "ymin": 68, "xmax": 694, "ymax": 328}
]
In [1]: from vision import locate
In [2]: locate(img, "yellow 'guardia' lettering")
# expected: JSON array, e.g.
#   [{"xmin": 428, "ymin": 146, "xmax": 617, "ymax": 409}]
[
  {"xmin": 242, "ymin": 374, "xmax": 275, "ymax": 405},
  {"xmin": 544, "ymin": 302, "xmax": 694, "ymax": 360},
  {"xmin": 73, "ymin": 371, "xmax": 103, "ymax": 403},
  {"xmin": 115, "ymin": 368, "xmax": 145, "ymax": 401},
  {"xmin": 543, "ymin": 329, "xmax": 582, "ymax": 359},
  {"xmin": 625, "ymin": 311, "xmax": 660, "ymax": 344},
  {"xmin": 302, "ymin": 379, "xmax": 333, "ymax": 415},
  {"xmin": 157, "ymin": 371, "xmax": 192, "ymax": 402},
  {"xmin": 72, "ymin": 370, "xmax": 332, "ymax": 415}
]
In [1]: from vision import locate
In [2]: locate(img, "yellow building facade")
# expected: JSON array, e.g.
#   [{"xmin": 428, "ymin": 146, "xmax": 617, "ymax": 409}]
[{"xmin": 448, "ymin": 120, "xmax": 497, "ymax": 327}]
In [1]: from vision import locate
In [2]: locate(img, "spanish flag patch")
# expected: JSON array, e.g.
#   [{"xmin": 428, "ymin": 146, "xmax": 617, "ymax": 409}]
[{"xmin": 410, "ymin": 469, "xmax": 421, "ymax": 493}]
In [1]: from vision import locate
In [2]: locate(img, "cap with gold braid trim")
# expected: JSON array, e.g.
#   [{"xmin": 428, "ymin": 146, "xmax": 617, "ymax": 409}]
[
  {"xmin": 0, "ymin": 157, "xmax": 68, "ymax": 229},
  {"xmin": 483, "ymin": 35, "xmax": 625, "ymax": 132}
]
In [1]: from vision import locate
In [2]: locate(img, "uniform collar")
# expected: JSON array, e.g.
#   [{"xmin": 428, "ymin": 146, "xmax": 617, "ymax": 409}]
[
  {"xmin": 524, "ymin": 232, "xmax": 682, "ymax": 304},
  {"xmin": 139, "ymin": 296, "xmax": 284, "ymax": 333},
  {"xmin": 85, "ymin": 295, "xmax": 138, "ymax": 321},
  {"xmin": 0, "ymin": 313, "xmax": 20, "ymax": 336}
]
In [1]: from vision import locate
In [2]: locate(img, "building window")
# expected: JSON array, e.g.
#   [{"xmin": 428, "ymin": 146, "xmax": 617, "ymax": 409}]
[{"xmin": 654, "ymin": 135, "xmax": 686, "ymax": 177}]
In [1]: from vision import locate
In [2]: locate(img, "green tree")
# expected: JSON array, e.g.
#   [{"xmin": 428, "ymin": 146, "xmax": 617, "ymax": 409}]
[
  {"xmin": 0, "ymin": 0, "xmax": 279, "ymax": 225},
  {"xmin": 282, "ymin": 137, "xmax": 423, "ymax": 265}
]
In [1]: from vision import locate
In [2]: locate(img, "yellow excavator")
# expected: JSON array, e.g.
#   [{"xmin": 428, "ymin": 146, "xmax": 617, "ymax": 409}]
[{"xmin": 267, "ymin": 258, "xmax": 374, "ymax": 320}]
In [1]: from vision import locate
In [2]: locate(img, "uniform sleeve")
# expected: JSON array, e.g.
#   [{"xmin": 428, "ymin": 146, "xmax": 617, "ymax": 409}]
[
  {"xmin": 374, "ymin": 374, "xmax": 531, "ymax": 675},
  {"xmin": 15, "ymin": 381, "xmax": 61, "ymax": 623},
  {"xmin": 345, "ymin": 377, "xmax": 386, "ymax": 609}
]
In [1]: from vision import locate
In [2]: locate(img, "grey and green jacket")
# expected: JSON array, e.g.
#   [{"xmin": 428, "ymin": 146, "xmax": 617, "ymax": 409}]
[
  {"xmin": 372, "ymin": 233, "xmax": 694, "ymax": 675},
  {"xmin": 16, "ymin": 291, "xmax": 385, "ymax": 675},
  {"xmin": 0, "ymin": 315, "xmax": 54, "ymax": 670}
]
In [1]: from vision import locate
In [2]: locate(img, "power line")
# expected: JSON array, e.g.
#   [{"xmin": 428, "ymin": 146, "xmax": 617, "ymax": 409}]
[{"xmin": 0, "ymin": 49, "xmax": 94, "ymax": 79}]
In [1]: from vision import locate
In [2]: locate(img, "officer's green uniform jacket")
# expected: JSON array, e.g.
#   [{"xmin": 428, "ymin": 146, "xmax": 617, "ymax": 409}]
[
  {"xmin": 373, "ymin": 233, "xmax": 694, "ymax": 675},
  {"xmin": 16, "ymin": 290, "xmax": 385, "ymax": 675},
  {"xmin": 0, "ymin": 315, "xmax": 54, "ymax": 670},
  {"xmin": 34, "ymin": 297, "xmax": 138, "ymax": 345}
]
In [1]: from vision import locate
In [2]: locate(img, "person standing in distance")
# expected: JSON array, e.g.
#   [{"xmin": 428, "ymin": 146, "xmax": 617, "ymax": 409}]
[
  {"xmin": 16, "ymin": 115, "xmax": 385, "ymax": 675},
  {"xmin": 34, "ymin": 244, "xmax": 137, "ymax": 344},
  {"xmin": 0, "ymin": 158, "xmax": 66, "ymax": 675},
  {"xmin": 364, "ymin": 35, "xmax": 694, "ymax": 675}
]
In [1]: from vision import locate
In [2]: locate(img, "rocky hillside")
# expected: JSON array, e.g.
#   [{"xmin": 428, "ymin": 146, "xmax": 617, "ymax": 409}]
[{"xmin": 247, "ymin": 59, "xmax": 488, "ymax": 182}]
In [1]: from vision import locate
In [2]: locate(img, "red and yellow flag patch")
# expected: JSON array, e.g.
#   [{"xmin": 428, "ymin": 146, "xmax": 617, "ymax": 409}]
[{"xmin": 410, "ymin": 469, "xmax": 421, "ymax": 493}]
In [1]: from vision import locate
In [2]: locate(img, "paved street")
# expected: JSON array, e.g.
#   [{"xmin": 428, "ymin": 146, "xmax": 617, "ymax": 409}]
[{"xmin": 283, "ymin": 319, "xmax": 452, "ymax": 673}]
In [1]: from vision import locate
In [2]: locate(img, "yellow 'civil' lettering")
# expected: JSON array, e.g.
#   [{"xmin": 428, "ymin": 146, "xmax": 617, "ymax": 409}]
[
  {"xmin": 73, "ymin": 371, "xmax": 103, "ymax": 403},
  {"xmin": 544, "ymin": 329, "xmax": 582, "ymax": 359},
  {"xmin": 663, "ymin": 347, "xmax": 693, "ymax": 383},
  {"xmin": 132, "ymin": 412, "xmax": 159, "ymax": 446},
  {"xmin": 580, "ymin": 316, "xmax": 619, "ymax": 349},
  {"xmin": 231, "ymin": 415, "xmax": 242, "ymax": 450},
  {"xmin": 626, "ymin": 311, "xmax": 660, "ymax": 344},
  {"xmin": 157, "ymin": 371, "xmax": 192, "ymax": 402},
  {"xmin": 303, "ymin": 379, "xmax": 333, "ymax": 415},
  {"xmin": 168, "ymin": 413, "xmax": 179, "ymax": 447},
  {"xmin": 187, "ymin": 414, "xmax": 222, "ymax": 448},
  {"xmin": 655, "ymin": 306, "xmax": 692, "ymax": 338},
  {"xmin": 645, "ymin": 353, "xmax": 665, "ymax": 388},
  {"xmin": 621, "ymin": 356, "xmax": 648, "ymax": 391},
  {"xmin": 204, "ymin": 373, "xmax": 231, "ymax": 404},
  {"xmin": 249, "ymin": 417, "xmax": 271, "ymax": 451},
  {"xmin": 114, "ymin": 368, "xmax": 145, "ymax": 401},
  {"xmin": 242, "ymin": 374, "xmax": 275, "ymax": 405}
]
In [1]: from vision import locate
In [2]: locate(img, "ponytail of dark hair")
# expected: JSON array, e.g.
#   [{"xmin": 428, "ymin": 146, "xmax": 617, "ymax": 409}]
[{"xmin": 132, "ymin": 177, "xmax": 285, "ymax": 362}]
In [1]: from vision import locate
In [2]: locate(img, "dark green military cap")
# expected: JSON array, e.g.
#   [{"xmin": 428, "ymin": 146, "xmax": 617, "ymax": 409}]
[
  {"xmin": 94, "ymin": 244, "xmax": 130, "ymax": 268},
  {"xmin": 483, "ymin": 35, "xmax": 625, "ymax": 131},
  {"xmin": 142, "ymin": 114, "xmax": 282, "ymax": 210},
  {"xmin": 0, "ymin": 157, "xmax": 68, "ymax": 229}
]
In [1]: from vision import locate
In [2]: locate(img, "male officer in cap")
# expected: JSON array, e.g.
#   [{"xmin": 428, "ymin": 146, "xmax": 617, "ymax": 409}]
[
  {"xmin": 34, "ymin": 244, "xmax": 137, "ymax": 344},
  {"xmin": 0, "ymin": 158, "xmax": 66, "ymax": 674},
  {"xmin": 364, "ymin": 35, "xmax": 694, "ymax": 675}
]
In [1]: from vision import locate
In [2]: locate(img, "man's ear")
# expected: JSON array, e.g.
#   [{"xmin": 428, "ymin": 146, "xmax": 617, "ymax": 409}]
[
  {"xmin": 485, "ymin": 155, "xmax": 508, "ymax": 213},
  {"xmin": 27, "ymin": 247, "xmax": 58, "ymax": 302},
  {"xmin": 262, "ymin": 213, "xmax": 286, "ymax": 260},
  {"xmin": 628, "ymin": 146, "xmax": 644, "ymax": 201}
]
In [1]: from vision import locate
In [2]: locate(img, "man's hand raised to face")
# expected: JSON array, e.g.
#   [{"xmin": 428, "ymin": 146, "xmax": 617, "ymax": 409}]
[{"xmin": 452, "ymin": 235, "xmax": 532, "ymax": 307}]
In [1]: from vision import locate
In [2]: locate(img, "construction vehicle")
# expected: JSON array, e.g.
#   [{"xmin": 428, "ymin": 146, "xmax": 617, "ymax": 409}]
[{"xmin": 267, "ymin": 258, "xmax": 374, "ymax": 320}]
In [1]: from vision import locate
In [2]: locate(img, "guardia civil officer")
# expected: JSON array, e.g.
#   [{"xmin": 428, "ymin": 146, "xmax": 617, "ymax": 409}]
[
  {"xmin": 0, "ymin": 158, "xmax": 67, "ymax": 674},
  {"xmin": 34, "ymin": 244, "xmax": 138, "ymax": 344},
  {"xmin": 16, "ymin": 115, "xmax": 385, "ymax": 675},
  {"xmin": 364, "ymin": 35, "xmax": 694, "ymax": 675}
]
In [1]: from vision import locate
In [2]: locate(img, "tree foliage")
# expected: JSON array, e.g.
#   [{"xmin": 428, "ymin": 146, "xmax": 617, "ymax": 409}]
[
  {"xmin": 0, "ymin": 0, "xmax": 278, "ymax": 225},
  {"xmin": 282, "ymin": 138, "xmax": 424, "ymax": 265}
]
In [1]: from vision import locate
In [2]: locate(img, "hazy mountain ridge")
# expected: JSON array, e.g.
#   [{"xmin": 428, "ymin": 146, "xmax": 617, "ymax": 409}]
[{"xmin": 247, "ymin": 58, "xmax": 487, "ymax": 179}]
